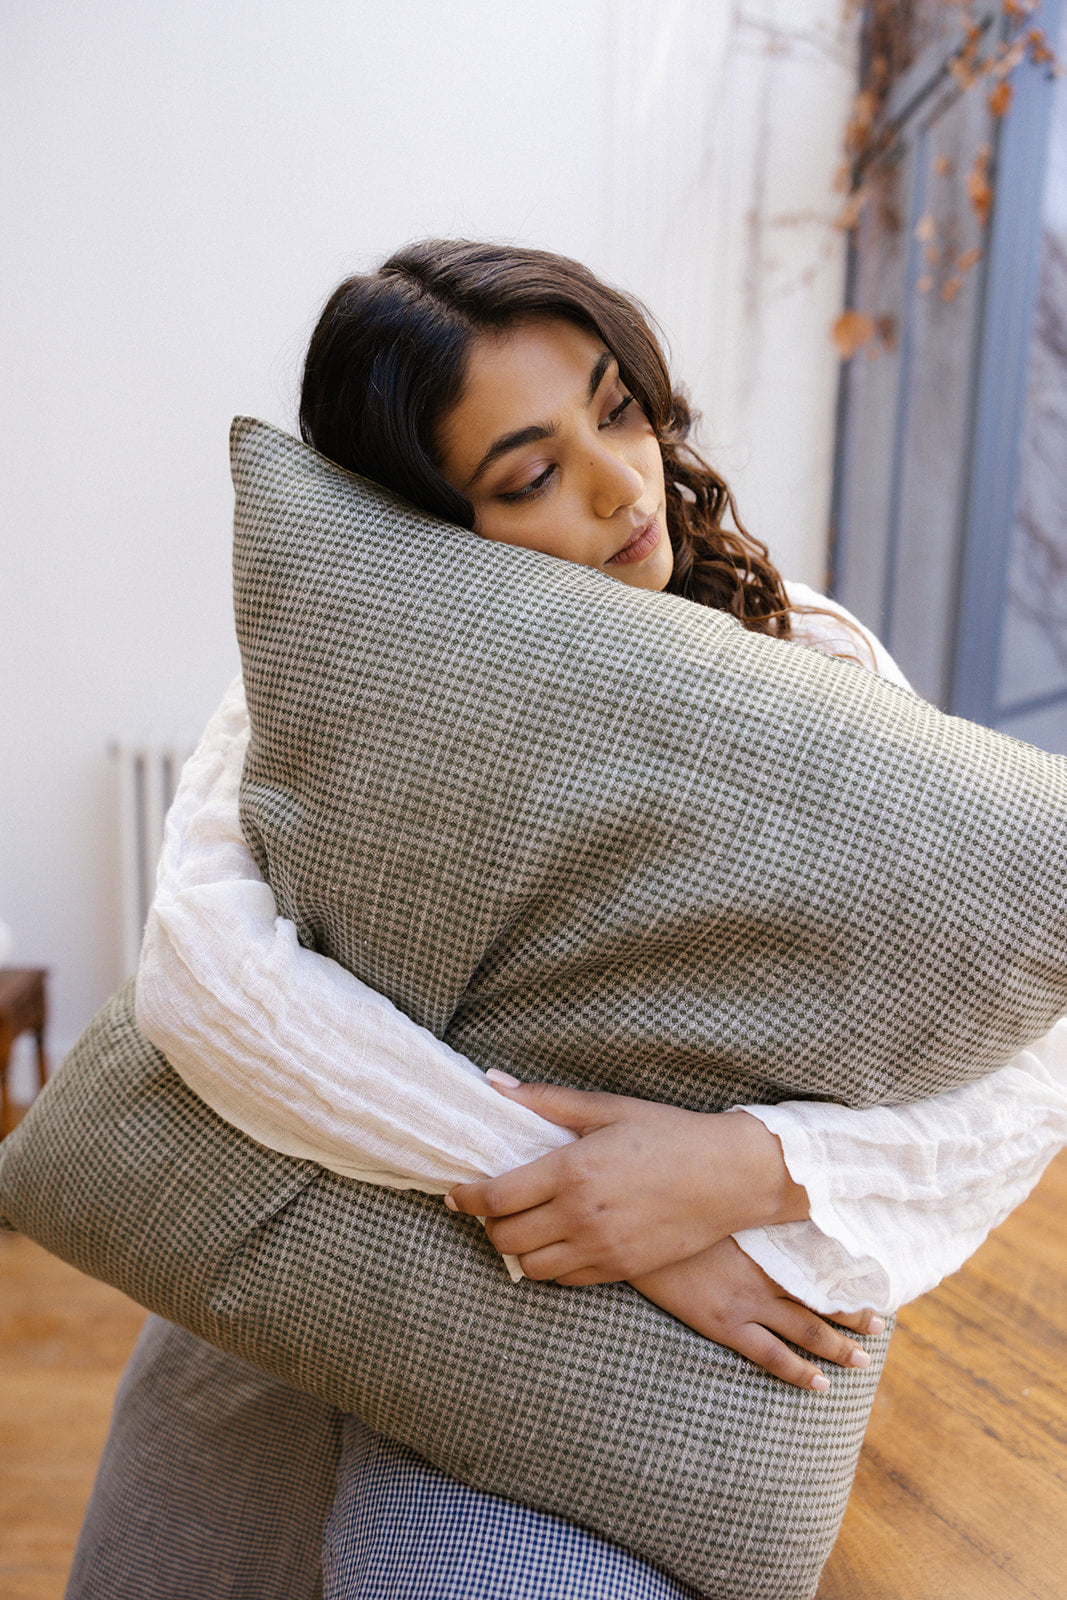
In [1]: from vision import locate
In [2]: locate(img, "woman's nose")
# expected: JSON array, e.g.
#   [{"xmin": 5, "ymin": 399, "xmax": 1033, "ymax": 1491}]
[{"xmin": 589, "ymin": 441, "xmax": 645, "ymax": 518}]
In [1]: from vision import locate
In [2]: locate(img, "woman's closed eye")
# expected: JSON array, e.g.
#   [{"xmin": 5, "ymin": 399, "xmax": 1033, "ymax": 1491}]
[
  {"xmin": 497, "ymin": 397, "xmax": 640, "ymax": 504},
  {"xmin": 601, "ymin": 394, "xmax": 635, "ymax": 428},
  {"xmin": 498, "ymin": 464, "xmax": 556, "ymax": 504}
]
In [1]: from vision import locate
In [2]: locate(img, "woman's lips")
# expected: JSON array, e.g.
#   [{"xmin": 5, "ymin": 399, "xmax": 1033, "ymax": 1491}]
[{"xmin": 606, "ymin": 517, "xmax": 662, "ymax": 567}]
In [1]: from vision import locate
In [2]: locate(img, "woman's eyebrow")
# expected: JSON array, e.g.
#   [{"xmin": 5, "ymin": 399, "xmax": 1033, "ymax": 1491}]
[
  {"xmin": 586, "ymin": 350, "xmax": 614, "ymax": 403},
  {"xmin": 467, "ymin": 424, "xmax": 555, "ymax": 487},
  {"xmin": 467, "ymin": 350, "xmax": 617, "ymax": 487}
]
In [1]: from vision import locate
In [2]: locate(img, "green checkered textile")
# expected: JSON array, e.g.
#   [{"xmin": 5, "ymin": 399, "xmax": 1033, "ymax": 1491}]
[{"xmin": 5, "ymin": 414, "xmax": 1067, "ymax": 1598}]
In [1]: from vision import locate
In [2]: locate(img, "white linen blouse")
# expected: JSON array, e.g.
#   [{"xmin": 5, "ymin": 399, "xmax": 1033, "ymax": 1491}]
[{"xmin": 135, "ymin": 585, "xmax": 1067, "ymax": 1315}]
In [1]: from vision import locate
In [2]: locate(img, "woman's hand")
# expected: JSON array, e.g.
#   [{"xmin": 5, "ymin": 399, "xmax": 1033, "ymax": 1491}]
[
  {"xmin": 631, "ymin": 1238, "xmax": 883, "ymax": 1391},
  {"xmin": 445, "ymin": 1077, "xmax": 809, "ymax": 1283}
]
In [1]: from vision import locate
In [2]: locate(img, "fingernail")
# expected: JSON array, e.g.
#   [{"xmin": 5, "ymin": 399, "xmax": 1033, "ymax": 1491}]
[
  {"xmin": 867, "ymin": 1314, "xmax": 886, "ymax": 1335},
  {"xmin": 849, "ymin": 1349, "xmax": 872, "ymax": 1370},
  {"xmin": 810, "ymin": 1372, "xmax": 831, "ymax": 1393},
  {"xmin": 443, "ymin": 1194, "xmax": 459, "ymax": 1211},
  {"xmin": 486, "ymin": 1068, "xmax": 522, "ymax": 1088}
]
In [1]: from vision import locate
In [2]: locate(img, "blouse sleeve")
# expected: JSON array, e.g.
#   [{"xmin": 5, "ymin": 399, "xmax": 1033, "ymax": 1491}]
[
  {"xmin": 136, "ymin": 676, "xmax": 574, "ymax": 1200},
  {"xmin": 733, "ymin": 1032, "xmax": 1067, "ymax": 1314},
  {"xmin": 734, "ymin": 581, "xmax": 1067, "ymax": 1312}
]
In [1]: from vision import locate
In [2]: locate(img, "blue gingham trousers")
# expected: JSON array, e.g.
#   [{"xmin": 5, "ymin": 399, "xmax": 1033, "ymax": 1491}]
[{"xmin": 324, "ymin": 1414, "xmax": 699, "ymax": 1599}]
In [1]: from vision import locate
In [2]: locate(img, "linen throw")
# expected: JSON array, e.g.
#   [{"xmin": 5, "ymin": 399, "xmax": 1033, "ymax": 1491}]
[{"xmin": 5, "ymin": 416, "xmax": 1067, "ymax": 1599}]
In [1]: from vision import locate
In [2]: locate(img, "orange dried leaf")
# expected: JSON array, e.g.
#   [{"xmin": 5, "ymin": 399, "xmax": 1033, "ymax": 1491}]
[
  {"xmin": 934, "ymin": 154, "xmax": 954, "ymax": 177},
  {"xmin": 994, "ymin": 39, "xmax": 1027, "ymax": 77},
  {"xmin": 989, "ymin": 78, "xmax": 1014, "ymax": 117},
  {"xmin": 843, "ymin": 85, "xmax": 877, "ymax": 158},
  {"xmin": 950, "ymin": 56, "xmax": 977, "ymax": 90},
  {"xmin": 915, "ymin": 212, "xmax": 937, "ymax": 242},
  {"xmin": 851, "ymin": 88, "xmax": 878, "ymax": 134},
  {"xmin": 1028, "ymin": 29, "xmax": 1056, "ymax": 66},
  {"xmin": 968, "ymin": 145, "xmax": 994, "ymax": 227},
  {"xmin": 832, "ymin": 310, "xmax": 876, "ymax": 359},
  {"xmin": 875, "ymin": 315, "xmax": 898, "ymax": 351},
  {"xmin": 957, "ymin": 246, "xmax": 983, "ymax": 272},
  {"xmin": 941, "ymin": 276, "xmax": 963, "ymax": 303},
  {"xmin": 969, "ymin": 179, "xmax": 994, "ymax": 226},
  {"xmin": 836, "ymin": 188, "xmax": 869, "ymax": 231}
]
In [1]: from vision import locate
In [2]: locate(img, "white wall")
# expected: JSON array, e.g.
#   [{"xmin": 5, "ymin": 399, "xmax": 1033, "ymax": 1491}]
[
  {"xmin": 1, "ymin": 0, "xmax": 856, "ymax": 1072},
  {"xmin": 606, "ymin": 0, "xmax": 858, "ymax": 576}
]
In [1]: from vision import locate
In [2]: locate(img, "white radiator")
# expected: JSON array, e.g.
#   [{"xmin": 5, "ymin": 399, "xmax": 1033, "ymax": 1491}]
[{"xmin": 112, "ymin": 742, "xmax": 192, "ymax": 978}]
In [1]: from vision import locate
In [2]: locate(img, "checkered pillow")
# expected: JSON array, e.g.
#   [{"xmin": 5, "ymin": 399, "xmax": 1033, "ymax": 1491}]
[
  {"xmin": 236, "ymin": 417, "xmax": 1067, "ymax": 1109},
  {"xmin": 0, "ymin": 986, "xmax": 889, "ymax": 1600},
  {"xmin": 6, "ymin": 417, "xmax": 1067, "ymax": 1598}
]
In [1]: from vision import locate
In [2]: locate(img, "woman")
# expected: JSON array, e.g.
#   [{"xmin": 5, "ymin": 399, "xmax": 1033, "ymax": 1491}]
[{"xmin": 72, "ymin": 240, "xmax": 1067, "ymax": 1600}]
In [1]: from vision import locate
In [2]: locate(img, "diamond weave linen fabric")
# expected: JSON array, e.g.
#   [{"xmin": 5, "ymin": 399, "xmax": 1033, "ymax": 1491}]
[
  {"xmin": 6, "ymin": 416, "xmax": 1067, "ymax": 1598},
  {"xmin": 234, "ymin": 419, "xmax": 1067, "ymax": 1106}
]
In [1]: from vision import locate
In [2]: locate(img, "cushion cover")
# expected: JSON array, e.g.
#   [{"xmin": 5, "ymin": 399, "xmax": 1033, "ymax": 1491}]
[{"xmin": 7, "ymin": 416, "xmax": 1067, "ymax": 1598}]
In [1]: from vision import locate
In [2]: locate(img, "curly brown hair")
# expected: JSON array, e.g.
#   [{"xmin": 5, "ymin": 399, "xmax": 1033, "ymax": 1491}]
[{"xmin": 300, "ymin": 239, "xmax": 794, "ymax": 638}]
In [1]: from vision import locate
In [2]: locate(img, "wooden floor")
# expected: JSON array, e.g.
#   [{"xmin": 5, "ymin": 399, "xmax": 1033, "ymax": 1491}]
[
  {"xmin": 2, "ymin": 1152, "xmax": 1065, "ymax": 1599},
  {"xmin": 1, "ymin": 1232, "xmax": 145, "ymax": 1600},
  {"xmin": 819, "ymin": 1147, "xmax": 1067, "ymax": 1599}
]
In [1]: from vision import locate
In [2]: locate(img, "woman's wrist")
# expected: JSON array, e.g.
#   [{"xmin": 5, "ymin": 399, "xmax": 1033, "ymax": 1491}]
[{"xmin": 721, "ymin": 1109, "xmax": 810, "ymax": 1230}]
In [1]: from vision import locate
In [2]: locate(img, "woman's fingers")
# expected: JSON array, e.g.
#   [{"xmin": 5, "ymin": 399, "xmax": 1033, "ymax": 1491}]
[
  {"xmin": 677, "ymin": 1305, "xmax": 872, "ymax": 1393},
  {"xmin": 446, "ymin": 1150, "xmax": 566, "ymax": 1220},
  {"xmin": 829, "ymin": 1307, "xmax": 887, "ymax": 1337},
  {"xmin": 770, "ymin": 1300, "xmax": 873, "ymax": 1372},
  {"xmin": 449, "ymin": 1170, "xmax": 627, "ymax": 1276},
  {"xmin": 698, "ymin": 1296, "xmax": 873, "ymax": 1391},
  {"xmin": 499, "ymin": 1240, "xmax": 609, "ymax": 1285},
  {"xmin": 630, "ymin": 1239, "xmax": 881, "ymax": 1392},
  {"xmin": 730, "ymin": 1302, "xmax": 878, "ymax": 1391},
  {"xmin": 485, "ymin": 1075, "xmax": 621, "ymax": 1132},
  {"xmin": 483, "ymin": 1211, "xmax": 567, "ymax": 1266},
  {"xmin": 730, "ymin": 1323, "xmax": 837, "ymax": 1392}
]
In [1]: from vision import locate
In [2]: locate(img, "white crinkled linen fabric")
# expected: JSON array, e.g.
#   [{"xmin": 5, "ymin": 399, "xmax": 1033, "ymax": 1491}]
[
  {"xmin": 734, "ymin": 1028, "xmax": 1067, "ymax": 1310},
  {"xmin": 137, "ymin": 674, "xmax": 572, "ymax": 1195}
]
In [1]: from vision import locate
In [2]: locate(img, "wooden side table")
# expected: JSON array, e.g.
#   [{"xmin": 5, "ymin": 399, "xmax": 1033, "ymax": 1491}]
[{"xmin": 0, "ymin": 968, "xmax": 49, "ymax": 1138}]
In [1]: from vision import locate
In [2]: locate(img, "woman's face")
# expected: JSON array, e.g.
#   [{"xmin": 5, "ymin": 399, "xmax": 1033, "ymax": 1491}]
[{"xmin": 435, "ymin": 318, "xmax": 672, "ymax": 592}]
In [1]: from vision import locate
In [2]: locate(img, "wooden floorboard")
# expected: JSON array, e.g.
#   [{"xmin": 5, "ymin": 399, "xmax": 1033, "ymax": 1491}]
[
  {"xmin": 818, "ymin": 1146, "xmax": 1067, "ymax": 1600},
  {"xmin": 0, "ymin": 1232, "xmax": 145, "ymax": 1600},
  {"xmin": 1, "ymin": 1150, "xmax": 1065, "ymax": 1597}
]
